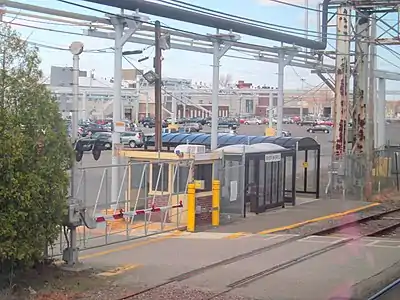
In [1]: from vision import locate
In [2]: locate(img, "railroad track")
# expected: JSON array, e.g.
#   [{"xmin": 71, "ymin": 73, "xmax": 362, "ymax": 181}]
[
  {"xmin": 115, "ymin": 206, "xmax": 400, "ymax": 300},
  {"xmin": 315, "ymin": 209, "xmax": 400, "ymax": 237}
]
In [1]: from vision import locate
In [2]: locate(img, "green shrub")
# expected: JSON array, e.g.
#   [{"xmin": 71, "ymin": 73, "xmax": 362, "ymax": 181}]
[{"xmin": 0, "ymin": 24, "xmax": 72, "ymax": 270}]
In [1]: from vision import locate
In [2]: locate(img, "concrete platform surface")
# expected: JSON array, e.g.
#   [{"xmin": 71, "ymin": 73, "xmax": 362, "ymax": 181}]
[
  {"xmin": 79, "ymin": 231, "xmax": 400, "ymax": 300},
  {"xmin": 210, "ymin": 199, "xmax": 380, "ymax": 234}
]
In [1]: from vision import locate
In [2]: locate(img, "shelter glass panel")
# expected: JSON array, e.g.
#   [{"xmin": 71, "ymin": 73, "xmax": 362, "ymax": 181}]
[
  {"xmin": 173, "ymin": 166, "xmax": 191, "ymax": 193},
  {"xmin": 219, "ymin": 159, "xmax": 245, "ymax": 217},
  {"xmin": 258, "ymin": 159, "xmax": 266, "ymax": 208},
  {"xmin": 194, "ymin": 163, "xmax": 213, "ymax": 190},
  {"xmin": 151, "ymin": 163, "xmax": 169, "ymax": 192}
]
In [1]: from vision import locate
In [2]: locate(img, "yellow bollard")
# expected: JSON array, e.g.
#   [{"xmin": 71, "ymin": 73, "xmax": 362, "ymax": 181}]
[
  {"xmin": 212, "ymin": 180, "xmax": 220, "ymax": 227},
  {"xmin": 187, "ymin": 183, "xmax": 196, "ymax": 232}
]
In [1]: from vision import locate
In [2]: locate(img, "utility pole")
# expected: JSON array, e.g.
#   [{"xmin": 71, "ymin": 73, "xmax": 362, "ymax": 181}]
[
  {"xmin": 66, "ymin": 41, "xmax": 83, "ymax": 266},
  {"xmin": 300, "ymin": 78, "xmax": 305, "ymax": 120},
  {"xmin": 135, "ymin": 71, "xmax": 140, "ymax": 123},
  {"xmin": 154, "ymin": 20, "xmax": 162, "ymax": 151}
]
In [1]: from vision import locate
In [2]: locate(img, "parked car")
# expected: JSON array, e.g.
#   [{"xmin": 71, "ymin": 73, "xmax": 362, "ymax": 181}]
[
  {"xmin": 307, "ymin": 125, "xmax": 330, "ymax": 133},
  {"xmin": 244, "ymin": 118, "xmax": 262, "ymax": 125},
  {"xmin": 218, "ymin": 118, "xmax": 239, "ymax": 130},
  {"xmin": 141, "ymin": 118, "xmax": 168, "ymax": 128},
  {"xmin": 120, "ymin": 131, "xmax": 144, "ymax": 148},
  {"xmin": 297, "ymin": 119, "xmax": 317, "ymax": 126},
  {"xmin": 79, "ymin": 132, "xmax": 112, "ymax": 151},
  {"xmin": 317, "ymin": 119, "xmax": 334, "ymax": 126},
  {"xmin": 189, "ymin": 117, "xmax": 207, "ymax": 125},
  {"xmin": 282, "ymin": 130, "xmax": 291, "ymax": 137},
  {"xmin": 80, "ymin": 124, "xmax": 108, "ymax": 137},
  {"xmin": 183, "ymin": 122, "xmax": 202, "ymax": 132}
]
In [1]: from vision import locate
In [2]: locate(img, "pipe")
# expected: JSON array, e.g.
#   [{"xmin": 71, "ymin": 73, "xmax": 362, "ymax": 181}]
[{"xmin": 83, "ymin": 0, "xmax": 330, "ymax": 50}]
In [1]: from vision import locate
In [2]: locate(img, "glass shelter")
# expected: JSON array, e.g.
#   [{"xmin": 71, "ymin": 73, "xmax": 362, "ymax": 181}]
[
  {"xmin": 145, "ymin": 133, "xmax": 321, "ymax": 199},
  {"xmin": 213, "ymin": 144, "xmax": 296, "ymax": 219}
]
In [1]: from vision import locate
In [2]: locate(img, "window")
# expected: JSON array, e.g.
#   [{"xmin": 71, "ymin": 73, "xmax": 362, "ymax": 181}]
[
  {"xmin": 173, "ymin": 166, "xmax": 190, "ymax": 193},
  {"xmin": 194, "ymin": 164, "xmax": 213, "ymax": 190},
  {"xmin": 245, "ymin": 99, "xmax": 254, "ymax": 113},
  {"xmin": 151, "ymin": 163, "xmax": 169, "ymax": 192}
]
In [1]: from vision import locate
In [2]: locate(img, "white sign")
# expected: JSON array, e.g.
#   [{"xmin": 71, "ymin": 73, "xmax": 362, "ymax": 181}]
[
  {"xmin": 114, "ymin": 121, "xmax": 126, "ymax": 133},
  {"xmin": 265, "ymin": 153, "xmax": 281, "ymax": 163},
  {"xmin": 230, "ymin": 181, "xmax": 238, "ymax": 202}
]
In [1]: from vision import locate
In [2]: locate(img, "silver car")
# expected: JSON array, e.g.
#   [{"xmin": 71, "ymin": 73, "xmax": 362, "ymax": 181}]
[
  {"xmin": 244, "ymin": 118, "xmax": 262, "ymax": 125},
  {"xmin": 120, "ymin": 131, "xmax": 144, "ymax": 148}
]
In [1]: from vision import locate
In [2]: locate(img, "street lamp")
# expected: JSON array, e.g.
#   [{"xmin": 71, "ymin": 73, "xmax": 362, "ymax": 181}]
[{"xmin": 122, "ymin": 49, "xmax": 143, "ymax": 55}]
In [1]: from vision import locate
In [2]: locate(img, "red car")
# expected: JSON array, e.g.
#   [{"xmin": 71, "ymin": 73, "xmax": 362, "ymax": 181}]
[{"xmin": 318, "ymin": 120, "xmax": 333, "ymax": 126}]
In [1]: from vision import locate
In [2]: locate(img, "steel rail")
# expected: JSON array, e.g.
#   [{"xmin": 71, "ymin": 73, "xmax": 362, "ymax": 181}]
[{"xmin": 114, "ymin": 205, "xmax": 400, "ymax": 300}]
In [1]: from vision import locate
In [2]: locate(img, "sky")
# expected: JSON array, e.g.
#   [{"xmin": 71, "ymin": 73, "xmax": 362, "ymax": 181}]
[{"xmin": 4, "ymin": 0, "xmax": 400, "ymax": 93}]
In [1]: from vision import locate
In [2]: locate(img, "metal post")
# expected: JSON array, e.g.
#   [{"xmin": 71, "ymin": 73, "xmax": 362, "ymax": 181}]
[
  {"xmin": 109, "ymin": 15, "xmax": 141, "ymax": 202},
  {"xmin": 171, "ymin": 83, "xmax": 177, "ymax": 124},
  {"xmin": 134, "ymin": 72, "xmax": 140, "ymax": 123},
  {"xmin": 333, "ymin": 6, "xmax": 351, "ymax": 158},
  {"xmin": 368, "ymin": 15, "xmax": 376, "ymax": 152},
  {"xmin": 276, "ymin": 50, "xmax": 285, "ymax": 136},
  {"xmin": 300, "ymin": 79, "xmax": 305, "ymax": 121},
  {"xmin": 154, "ymin": 20, "xmax": 162, "ymax": 151},
  {"xmin": 68, "ymin": 41, "xmax": 83, "ymax": 266},
  {"xmin": 111, "ymin": 20, "xmax": 123, "ymax": 204},
  {"xmin": 268, "ymin": 98, "xmax": 273, "ymax": 129},
  {"xmin": 211, "ymin": 39, "xmax": 220, "ymax": 151},
  {"xmin": 353, "ymin": 10, "xmax": 370, "ymax": 154},
  {"xmin": 145, "ymin": 91, "xmax": 149, "ymax": 117},
  {"xmin": 377, "ymin": 78, "xmax": 386, "ymax": 148}
]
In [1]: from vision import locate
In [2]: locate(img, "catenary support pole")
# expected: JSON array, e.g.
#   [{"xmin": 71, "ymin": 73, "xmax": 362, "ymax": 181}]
[
  {"xmin": 211, "ymin": 38, "xmax": 220, "ymax": 151},
  {"xmin": 171, "ymin": 83, "xmax": 177, "ymax": 124},
  {"xmin": 353, "ymin": 10, "xmax": 370, "ymax": 154},
  {"xmin": 211, "ymin": 32, "xmax": 237, "ymax": 150},
  {"xmin": 332, "ymin": 5, "xmax": 351, "ymax": 158},
  {"xmin": 276, "ymin": 50, "xmax": 285, "ymax": 136},
  {"xmin": 276, "ymin": 47, "xmax": 295, "ymax": 137},
  {"xmin": 377, "ymin": 78, "xmax": 386, "ymax": 148},
  {"xmin": 110, "ymin": 15, "xmax": 141, "ymax": 205},
  {"xmin": 154, "ymin": 20, "xmax": 162, "ymax": 151},
  {"xmin": 111, "ymin": 19, "xmax": 123, "ymax": 205},
  {"xmin": 368, "ymin": 15, "xmax": 376, "ymax": 152}
]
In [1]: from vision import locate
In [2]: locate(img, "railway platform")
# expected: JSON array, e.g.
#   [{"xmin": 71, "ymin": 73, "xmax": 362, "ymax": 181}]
[
  {"xmin": 207, "ymin": 198, "xmax": 382, "ymax": 235},
  {"xmin": 73, "ymin": 199, "xmax": 400, "ymax": 300}
]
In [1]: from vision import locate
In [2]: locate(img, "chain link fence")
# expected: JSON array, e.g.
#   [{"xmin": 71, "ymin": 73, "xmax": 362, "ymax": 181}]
[{"xmin": 325, "ymin": 146, "xmax": 400, "ymax": 200}]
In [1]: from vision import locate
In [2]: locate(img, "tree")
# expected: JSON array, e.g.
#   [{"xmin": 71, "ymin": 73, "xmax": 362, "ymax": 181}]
[
  {"xmin": 219, "ymin": 73, "xmax": 233, "ymax": 88},
  {"xmin": 0, "ymin": 25, "xmax": 72, "ymax": 269}
]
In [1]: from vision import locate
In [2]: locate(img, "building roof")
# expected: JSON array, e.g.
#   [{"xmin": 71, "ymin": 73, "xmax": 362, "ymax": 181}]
[{"xmin": 145, "ymin": 133, "xmax": 320, "ymax": 150}]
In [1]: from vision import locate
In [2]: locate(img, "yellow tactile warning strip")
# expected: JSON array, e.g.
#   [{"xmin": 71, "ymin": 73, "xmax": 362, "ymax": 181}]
[
  {"xmin": 257, "ymin": 203, "xmax": 380, "ymax": 235},
  {"xmin": 80, "ymin": 230, "xmax": 184, "ymax": 260},
  {"xmin": 223, "ymin": 232, "xmax": 252, "ymax": 240},
  {"xmin": 97, "ymin": 264, "xmax": 141, "ymax": 277}
]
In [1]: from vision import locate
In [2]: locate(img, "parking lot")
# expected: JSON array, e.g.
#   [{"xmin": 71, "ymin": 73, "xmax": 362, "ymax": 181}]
[{"xmin": 75, "ymin": 123, "xmax": 400, "ymax": 206}]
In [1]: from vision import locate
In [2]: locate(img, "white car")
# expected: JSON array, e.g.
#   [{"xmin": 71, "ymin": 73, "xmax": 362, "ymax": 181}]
[{"xmin": 244, "ymin": 118, "xmax": 262, "ymax": 125}]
